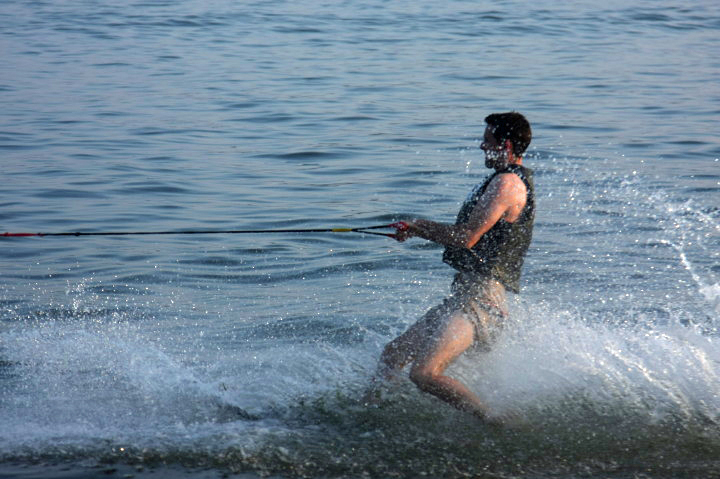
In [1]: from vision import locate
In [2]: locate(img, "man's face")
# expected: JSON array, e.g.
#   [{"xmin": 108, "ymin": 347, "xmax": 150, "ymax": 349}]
[{"xmin": 480, "ymin": 126, "xmax": 506, "ymax": 169}]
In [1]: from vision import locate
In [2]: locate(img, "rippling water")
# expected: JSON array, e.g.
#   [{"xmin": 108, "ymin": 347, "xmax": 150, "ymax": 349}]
[{"xmin": 1, "ymin": 1, "xmax": 719, "ymax": 478}]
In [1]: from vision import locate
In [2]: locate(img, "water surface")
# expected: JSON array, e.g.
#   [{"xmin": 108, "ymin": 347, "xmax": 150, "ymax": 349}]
[{"xmin": 1, "ymin": 1, "xmax": 719, "ymax": 478}]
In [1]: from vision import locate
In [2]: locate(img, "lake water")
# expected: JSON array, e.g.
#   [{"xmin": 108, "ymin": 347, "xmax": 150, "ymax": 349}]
[{"xmin": 1, "ymin": 1, "xmax": 719, "ymax": 478}]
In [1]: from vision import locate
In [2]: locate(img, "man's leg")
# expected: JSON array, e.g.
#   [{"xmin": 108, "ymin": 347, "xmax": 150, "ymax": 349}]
[
  {"xmin": 408, "ymin": 311, "xmax": 494, "ymax": 421},
  {"xmin": 375, "ymin": 304, "xmax": 447, "ymax": 381},
  {"xmin": 363, "ymin": 304, "xmax": 448, "ymax": 407}
]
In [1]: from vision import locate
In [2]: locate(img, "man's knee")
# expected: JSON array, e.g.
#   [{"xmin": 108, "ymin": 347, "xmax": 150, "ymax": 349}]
[
  {"xmin": 409, "ymin": 363, "xmax": 438, "ymax": 392},
  {"xmin": 379, "ymin": 337, "xmax": 414, "ymax": 372},
  {"xmin": 380, "ymin": 338, "xmax": 400, "ymax": 361}
]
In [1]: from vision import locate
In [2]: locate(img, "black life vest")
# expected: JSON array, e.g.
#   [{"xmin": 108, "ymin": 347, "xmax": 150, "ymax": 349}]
[{"xmin": 441, "ymin": 164, "xmax": 535, "ymax": 293}]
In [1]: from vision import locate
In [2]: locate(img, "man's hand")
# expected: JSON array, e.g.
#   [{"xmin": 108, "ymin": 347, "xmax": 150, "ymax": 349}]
[
  {"xmin": 392, "ymin": 221, "xmax": 413, "ymax": 242},
  {"xmin": 391, "ymin": 220, "xmax": 439, "ymax": 242}
]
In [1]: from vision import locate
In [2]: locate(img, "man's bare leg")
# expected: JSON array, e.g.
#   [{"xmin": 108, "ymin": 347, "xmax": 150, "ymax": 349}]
[
  {"xmin": 363, "ymin": 307, "xmax": 445, "ymax": 404},
  {"xmin": 408, "ymin": 312, "xmax": 495, "ymax": 422},
  {"xmin": 376, "ymin": 324, "xmax": 423, "ymax": 380},
  {"xmin": 369, "ymin": 308, "xmax": 496, "ymax": 422}
]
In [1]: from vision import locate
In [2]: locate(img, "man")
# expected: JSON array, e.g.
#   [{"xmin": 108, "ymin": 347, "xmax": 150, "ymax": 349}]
[{"xmin": 372, "ymin": 112, "xmax": 535, "ymax": 424}]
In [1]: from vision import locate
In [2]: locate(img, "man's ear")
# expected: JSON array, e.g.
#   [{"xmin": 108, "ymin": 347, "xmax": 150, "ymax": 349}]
[{"xmin": 504, "ymin": 139, "xmax": 514, "ymax": 157}]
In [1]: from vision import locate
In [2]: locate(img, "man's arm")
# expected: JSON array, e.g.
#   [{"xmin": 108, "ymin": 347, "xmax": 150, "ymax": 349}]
[{"xmin": 398, "ymin": 173, "xmax": 527, "ymax": 248}]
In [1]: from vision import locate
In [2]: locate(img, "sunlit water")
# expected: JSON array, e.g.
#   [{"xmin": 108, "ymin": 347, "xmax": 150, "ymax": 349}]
[{"xmin": 1, "ymin": 1, "xmax": 719, "ymax": 478}]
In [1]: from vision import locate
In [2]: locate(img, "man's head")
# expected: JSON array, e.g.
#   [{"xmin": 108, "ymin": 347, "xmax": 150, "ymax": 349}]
[{"xmin": 481, "ymin": 112, "xmax": 532, "ymax": 168}]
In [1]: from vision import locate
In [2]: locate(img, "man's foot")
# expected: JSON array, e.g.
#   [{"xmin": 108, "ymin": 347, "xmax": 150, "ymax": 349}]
[
  {"xmin": 483, "ymin": 408, "xmax": 530, "ymax": 430},
  {"xmin": 361, "ymin": 376, "xmax": 390, "ymax": 407}
]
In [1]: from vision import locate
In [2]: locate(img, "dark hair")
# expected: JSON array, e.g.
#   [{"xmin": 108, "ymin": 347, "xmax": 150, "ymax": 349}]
[{"xmin": 484, "ymin": 112, "xmax": 532, "ymax": 156}]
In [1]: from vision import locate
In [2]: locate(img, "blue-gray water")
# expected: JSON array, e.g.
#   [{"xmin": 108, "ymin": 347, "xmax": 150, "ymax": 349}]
[{"xmin": 1, "ymin": 1, "xmax": 719, "ymax": 478}]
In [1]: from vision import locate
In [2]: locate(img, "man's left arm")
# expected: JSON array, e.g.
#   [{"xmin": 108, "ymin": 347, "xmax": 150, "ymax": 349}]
[{"xmin": 397, "ymin": 173, "xmax": 526, "ymax": 248}]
